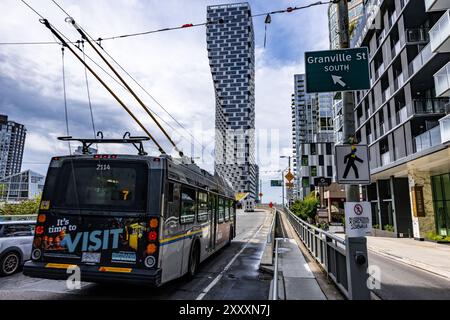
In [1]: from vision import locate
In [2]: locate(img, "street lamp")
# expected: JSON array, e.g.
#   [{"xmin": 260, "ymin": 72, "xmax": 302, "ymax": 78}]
[{"xmin": 280, "ymin": 155, "xmax": 293, "ymax": 207}]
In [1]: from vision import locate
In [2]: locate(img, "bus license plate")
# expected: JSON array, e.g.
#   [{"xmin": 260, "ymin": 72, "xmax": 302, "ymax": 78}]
[{"xmin": 82, "ymin": 252, "xmax": 101, "ymax": 264}]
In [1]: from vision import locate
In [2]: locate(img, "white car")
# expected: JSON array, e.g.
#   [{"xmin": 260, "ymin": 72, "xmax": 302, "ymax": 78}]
[{"xmin": 0, "ymin": 221, "xmax": 35, "ymax": 276}]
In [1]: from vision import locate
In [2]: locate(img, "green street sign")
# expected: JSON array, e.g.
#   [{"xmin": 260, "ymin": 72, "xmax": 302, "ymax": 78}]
[
  {"xmin": 305, "ymin": 47, "xmax": 370, "ymax": 93},
  {"xmin": 270, "ymin": 180, "xmax": 283, "ymax": 187}
]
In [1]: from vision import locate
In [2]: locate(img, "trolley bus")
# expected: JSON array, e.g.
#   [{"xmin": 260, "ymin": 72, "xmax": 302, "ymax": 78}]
[{"xmin": 24, "ymin": 137, "xmax": 236, "ymax": 286}]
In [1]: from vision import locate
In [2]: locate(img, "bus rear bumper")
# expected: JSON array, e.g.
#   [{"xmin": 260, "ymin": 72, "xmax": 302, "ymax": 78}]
[{"xmin": 23, "ymin": 261, "xmax": 162, "ymax": 287}]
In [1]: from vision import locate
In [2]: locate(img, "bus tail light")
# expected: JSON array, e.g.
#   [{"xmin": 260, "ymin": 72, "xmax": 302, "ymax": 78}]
[
  {"xmin": 146, "ymin": 243, "xmax": 157, "ymax": 255},
  {"xmin": 38, "ymin": 214, "xmax": 46, "ymax": 223},
  {"xmin": 148, "ymin": 231, "xmax": 157, "ymax": 241},
  {"xmin": 149, "ymin": 218, "xmax": 159, "ymax": 229}
]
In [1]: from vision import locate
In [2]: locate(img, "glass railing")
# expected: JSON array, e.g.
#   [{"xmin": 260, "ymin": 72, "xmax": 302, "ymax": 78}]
[
  {"xmin": 382, "ymin": 87, "xmax": 391, "ymax": 103},
  {"xmin": 381, "ymin": 152, "xmax": 390, "ymax": 166},
  {"xmin": 430, "ymin": 10, "xmax": 450, "ymax": 53},
  {"xmin": 425, "ymin": 0, "xmax": 435, "ymax": 11},
  {"xmin": 408, "ymin": 42, "xmax": 433, "ymax": 77},
  {"xmin": 413, "ymin": 98, "xmax": 449, "ymax": 114},
  {"xmin": 439, "ymin": 114, "xmax": 450, "ymax": 143},
  {"xmin": 396, "ymin": 106, "xmax": 408, "ymax": 124},
  {"xmin": 394, "ymin": 73, "xmax": 405, "ymax": 91},
  {"xmin": 414, "ymin": 126, "xmax": 442, "ymax": 153},
  {"xmin": 367, "ymin": 133, "xmax": 373, "ymax": 144},
  {"xmin": 434, "ymin": 61, "xmax": 450, "ymax": 97},
  {"xmin": 406, "ymin": 28, "xmax": 430, "ymax": 43}
]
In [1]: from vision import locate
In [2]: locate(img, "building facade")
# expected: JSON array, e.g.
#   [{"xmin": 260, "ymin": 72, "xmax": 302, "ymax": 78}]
[
  {"xmin": 0, "ymin": 115, "xmax": 26, "ymax": 179},
  {"xmin": 0, "ymin": 170, "xmax": 44, "ymax": 203},
  {"xmin": 328, "ymin": 0, "xmax": 365, "ymax": 50},
  {"xmin": 350, "ymin": 0, "xmax": 450, "ymax": 239},
  {"xmin": 292, "ymin": 74, "xmax": 335, "ymax": 199},
  {"xmin": 206, "ymin": 3, "xmax": 258, "ymax": 199}
]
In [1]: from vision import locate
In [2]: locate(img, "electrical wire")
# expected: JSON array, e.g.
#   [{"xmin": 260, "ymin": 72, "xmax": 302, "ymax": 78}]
[
  {"xmin": 4, "ymin": 1, "xmax": 332, "ymax": 45},
  {"xmin": 51, "ymin": 0, "xmax": 207, "ymax": 154}
]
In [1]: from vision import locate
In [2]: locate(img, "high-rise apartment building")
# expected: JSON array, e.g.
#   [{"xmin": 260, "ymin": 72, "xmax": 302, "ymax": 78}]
[
  {"xmin": 206, "ymin": 3, "xmax": 258, "ymax": 199},
  {"xmin": 292, "ymin": 75, "xmax": 335, "ymax": 199},
  {"xmin": 0, "ymin": 115, "xmax": 26, "ymax": 179},
  {"xmin": 328, "ymin": 0, "xmax": 364, "ymax": 50},
  {"xmin": 349, "ymin": 0, "xmax": 450, "ymax": 239}
]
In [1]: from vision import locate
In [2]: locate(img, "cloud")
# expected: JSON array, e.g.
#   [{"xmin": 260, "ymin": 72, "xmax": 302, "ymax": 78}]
[{"xmin": 0, "ymin": 0, "xmax": 330, "ymax": 202}]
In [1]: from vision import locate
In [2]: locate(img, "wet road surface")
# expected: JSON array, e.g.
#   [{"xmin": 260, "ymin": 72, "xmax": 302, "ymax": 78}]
[{"xmin": 0, "ymin": 209, "xmax": 272, "ymax": 300}]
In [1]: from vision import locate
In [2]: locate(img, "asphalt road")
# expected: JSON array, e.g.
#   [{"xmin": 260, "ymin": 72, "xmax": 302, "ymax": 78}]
[
  {"xmin": 369, "ymin": 251, "xmax": 450, "ymax": 300},
  {"xmin": 0, "ymin": 209, "xmax": 272, "ymax": 300}
]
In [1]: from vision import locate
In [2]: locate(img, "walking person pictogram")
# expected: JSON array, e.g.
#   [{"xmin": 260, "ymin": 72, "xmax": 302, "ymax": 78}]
[{"xmin": 343, "ymin": 146, "xmax": 363, "ymax": 179}]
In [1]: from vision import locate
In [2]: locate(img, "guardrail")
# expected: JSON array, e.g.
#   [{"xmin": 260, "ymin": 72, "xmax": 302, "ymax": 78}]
[
  {"xmin": 0, "ymin": 215, "xmax": 37, "ymax": 222},
  {"xmin": 281, "ymin": 207, "xmax": 350, "ymax": 298}
]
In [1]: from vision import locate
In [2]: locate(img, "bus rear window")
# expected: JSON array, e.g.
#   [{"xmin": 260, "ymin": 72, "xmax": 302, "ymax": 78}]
[{"xmin": 52, "ymin": 160, "xmax": 148, "ymax": 212}]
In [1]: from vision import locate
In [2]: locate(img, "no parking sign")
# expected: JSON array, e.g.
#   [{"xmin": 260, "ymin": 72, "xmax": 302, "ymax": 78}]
[{"xmin": 344, "ymin": 202, "xmax": 372, "ymax": 237}]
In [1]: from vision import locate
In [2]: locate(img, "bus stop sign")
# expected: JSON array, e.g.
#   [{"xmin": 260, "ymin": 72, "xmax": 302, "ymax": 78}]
[{"xmin": 305, "ymin": 47, "xmax": 370, "ymax": 93}]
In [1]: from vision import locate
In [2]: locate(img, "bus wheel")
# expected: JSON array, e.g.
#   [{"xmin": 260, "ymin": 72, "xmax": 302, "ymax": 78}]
[
  {"xmin": 226, "ymin": 228, "xmax": 233, "ymax": 247},
  {"xmin": 187, "ymin": 242, "xmax": 199, "ymax": 279}
]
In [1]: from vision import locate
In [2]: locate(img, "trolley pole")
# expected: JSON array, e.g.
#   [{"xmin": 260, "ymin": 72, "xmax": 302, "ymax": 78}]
[{"xmin": 337, "ymin": 0, "xmax": 370, "ymax": 300}]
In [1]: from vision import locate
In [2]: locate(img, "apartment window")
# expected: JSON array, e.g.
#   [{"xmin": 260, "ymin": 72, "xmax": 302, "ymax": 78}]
[
  {"xmin": 310, "ymin": 143, "xmax": 317, "ymax": 155},
  {"xmin": 311, "ymin": 166, "xmax": 317, "ymax": 177},
  {"xmin": 301, "ymin": 156, "xmax": 308, "ymax": 166},
  {"xmin": 326, "ymin": 143, "xmax": 332, "ymax": 155},
  {"xmin": 319, "ymin": 155, "xmax": 324, "ymax": 166},
  {"xmin": 302, "ymin": 177, "xmax": 310, "ymax": 188},
  {"xmin": 327, "ymin": 166, "xmax": 333, "ymax": 177}
]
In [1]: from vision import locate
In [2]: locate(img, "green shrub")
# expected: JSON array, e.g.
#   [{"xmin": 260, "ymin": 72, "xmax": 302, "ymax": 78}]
[
  {"xmin": 426, "ymin": 231, "xmax": 450, "ymax": 242},
  {"xmin": 383, "ymin": 224, "xmax": 395, "ymax": 232},
  {"xmin": 290, "ymin": 192, "xmax": 319, "ymax": 221},
  {"xmin": 0, "ymin": 195, "xmax": 41, "ymax": 216}
]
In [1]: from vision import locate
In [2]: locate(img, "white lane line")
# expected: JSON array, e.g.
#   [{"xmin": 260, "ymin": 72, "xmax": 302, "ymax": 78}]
[{"xmin": 195, "ymin": 214, "xmax": 268, "ymax": 300}]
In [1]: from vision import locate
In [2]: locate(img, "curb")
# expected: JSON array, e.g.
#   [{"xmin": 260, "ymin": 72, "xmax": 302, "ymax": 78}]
[{"xmin": 368, "ymin": 246, "xmax": 450, "ymax": 281}]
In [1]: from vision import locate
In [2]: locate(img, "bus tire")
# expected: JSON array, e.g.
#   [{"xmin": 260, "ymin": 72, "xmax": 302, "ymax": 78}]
[
  {"xmin": 226, "ymin": 227, "xmax": 233, "ymax": 247},
  {"xmin": 186, "ymin": 241, "xmax": 200, "ymax": 280}
]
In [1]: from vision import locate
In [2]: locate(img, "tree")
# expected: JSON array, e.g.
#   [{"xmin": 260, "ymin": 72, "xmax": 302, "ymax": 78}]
[
  {"xmin": 290, "ymin": 192, "xmax": 319, "ymax": 222},
  {"xmin": 0, "ymin": 194, "xmax": 41, "ymax": 215}
]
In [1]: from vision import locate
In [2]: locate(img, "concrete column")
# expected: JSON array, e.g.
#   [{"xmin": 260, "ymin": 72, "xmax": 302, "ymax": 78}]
[
  {"xmin": 408, "ymin": 170, "xmax": 436, "ymax": 240},
  {"xmin": 389, "ymin": 176, "xmax": 399, "ymax": 234},
  {"xmin": 375, "ymin": 180, "xmax": 382, "ymax": 229}
]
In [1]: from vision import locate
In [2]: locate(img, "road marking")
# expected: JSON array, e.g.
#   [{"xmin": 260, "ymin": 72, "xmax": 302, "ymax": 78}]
[{"xmin": 195, "ymin": 213, "xmax": 268, "ymax": 300}]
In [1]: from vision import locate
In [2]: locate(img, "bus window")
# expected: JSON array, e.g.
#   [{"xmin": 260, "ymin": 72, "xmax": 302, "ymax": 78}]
[
  {"xmin": 230, "ymin": 200, "xmax": 236, "ymax": 218},
  {"xmin": 197, "ymin": 192, "xmax": 208, "ymax": 222},
  {"xmin": 180, "ymin": 186, "xmax": 196, "ymax": 224},
  {"xmin": 166, "ymin": 182, "xmax": 180, "ymax": 219},
  {"xmin": 218, "ymin": 197, "xmax": 225, "ymax": 223},
  {"xmin": 53, "ymin": 160, "xmax": 148, "ymax": 212},
  {"xmin": 224, "ymin": 199, "xmax": 230, "ymax": 221}
]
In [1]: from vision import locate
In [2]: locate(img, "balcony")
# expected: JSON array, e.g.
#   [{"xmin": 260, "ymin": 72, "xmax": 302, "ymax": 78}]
[
  {"xmin": 434, "ymin": 61, "xmax": 450, "ymax": 97},
  {"xmin": 382, "ymin": 87, "xmax": 391, "ymax": 103},
  {"xmin": 413, "ymin": 126, "xmax": 442, "ymax": 153},
  {"xmin": 381, "ymin": 152, "xmax": 391, "ymax": 166},
  {"xmin": 425, "ymin": 0, "xmax": 450, "ymax": 12},
  {"xmin": 408, "ymin": 42, "xmax": 433, "ymax": 77},
  {"xmin": 393, "ymin": 73, "xmax": 405, "ymax": 91},
  {"xmin": 439, "ymin": 113, "xmax": 450, "ymax": 143},
  {"xmin": 406, "ymin": 28, "xmax": 430, "ymax": 43},
  {"xmin": 430, "ymin": 10, "xmax": 450, "ymax": 53},
  {"xmin": 413, "ymin": 98, "xmax": 449, "ymax": 114},
  {"xmin": 396, "ymin": 106, "xmax": 408, "ymax": 124}
]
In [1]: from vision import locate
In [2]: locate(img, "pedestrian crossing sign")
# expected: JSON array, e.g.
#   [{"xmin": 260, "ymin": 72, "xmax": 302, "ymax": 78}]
[{"xmin": 335, "ymin": 144, "xmax": 370, "ymax": 185}]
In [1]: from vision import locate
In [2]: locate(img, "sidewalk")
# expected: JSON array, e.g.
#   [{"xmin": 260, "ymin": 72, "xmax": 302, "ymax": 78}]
[{"xmin": 366, "ymin": 236, "xmax": 450, "ymax": 280}]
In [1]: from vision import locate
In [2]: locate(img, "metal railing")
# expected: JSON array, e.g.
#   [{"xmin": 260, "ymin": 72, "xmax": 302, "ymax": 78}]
[{"xmin": 282, "ymin": 207, "xmax": 350, "ymax": 298}]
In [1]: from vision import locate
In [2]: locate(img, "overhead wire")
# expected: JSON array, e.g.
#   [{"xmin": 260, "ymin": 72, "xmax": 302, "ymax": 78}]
[
  {"xmin": 21, "ymin": 4, "xmax": 167, "ymax": 154},
  {"xmin": 5, "ymin": 1, "xmax": 332, "ymax": 46},
  {"xmin": 50, "ymin": 0, "xmax": 208, "ymax": 157}
]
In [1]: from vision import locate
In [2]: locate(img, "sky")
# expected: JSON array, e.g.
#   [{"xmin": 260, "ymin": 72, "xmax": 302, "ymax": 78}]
[{"xmin": 0, "ymin": 0, "xmax": 331, "ymax": 204}]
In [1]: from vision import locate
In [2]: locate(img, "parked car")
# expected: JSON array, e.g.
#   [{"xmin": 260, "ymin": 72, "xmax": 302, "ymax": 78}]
[{"xmin": 0, "ymin": 221, "xmax": 35, "ymax": 276}]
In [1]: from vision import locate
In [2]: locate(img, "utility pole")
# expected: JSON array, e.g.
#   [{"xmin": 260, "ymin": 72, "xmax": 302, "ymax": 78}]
[
  {"xmin": 336, "ymin": 0, "xmax": 370, "ymax": 300},
  {"xmin": 337, "ymin": 0, "xmax": 358, "ymax": 202}
]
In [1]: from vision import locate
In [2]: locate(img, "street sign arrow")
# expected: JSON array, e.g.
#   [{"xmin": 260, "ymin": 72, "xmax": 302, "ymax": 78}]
[{"xmin": 332, "ymin": 75, "xmax": 346, "ymax": 87}]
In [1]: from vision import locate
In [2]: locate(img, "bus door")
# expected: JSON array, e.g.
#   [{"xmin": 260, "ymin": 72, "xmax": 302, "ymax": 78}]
[
  {"xmin": 161, "ymin": 182, "xmax": 183, "ymax": 282},
  {"xmin": 208, "ymin": 194, "xmax": 217, "ymax": 251}
]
